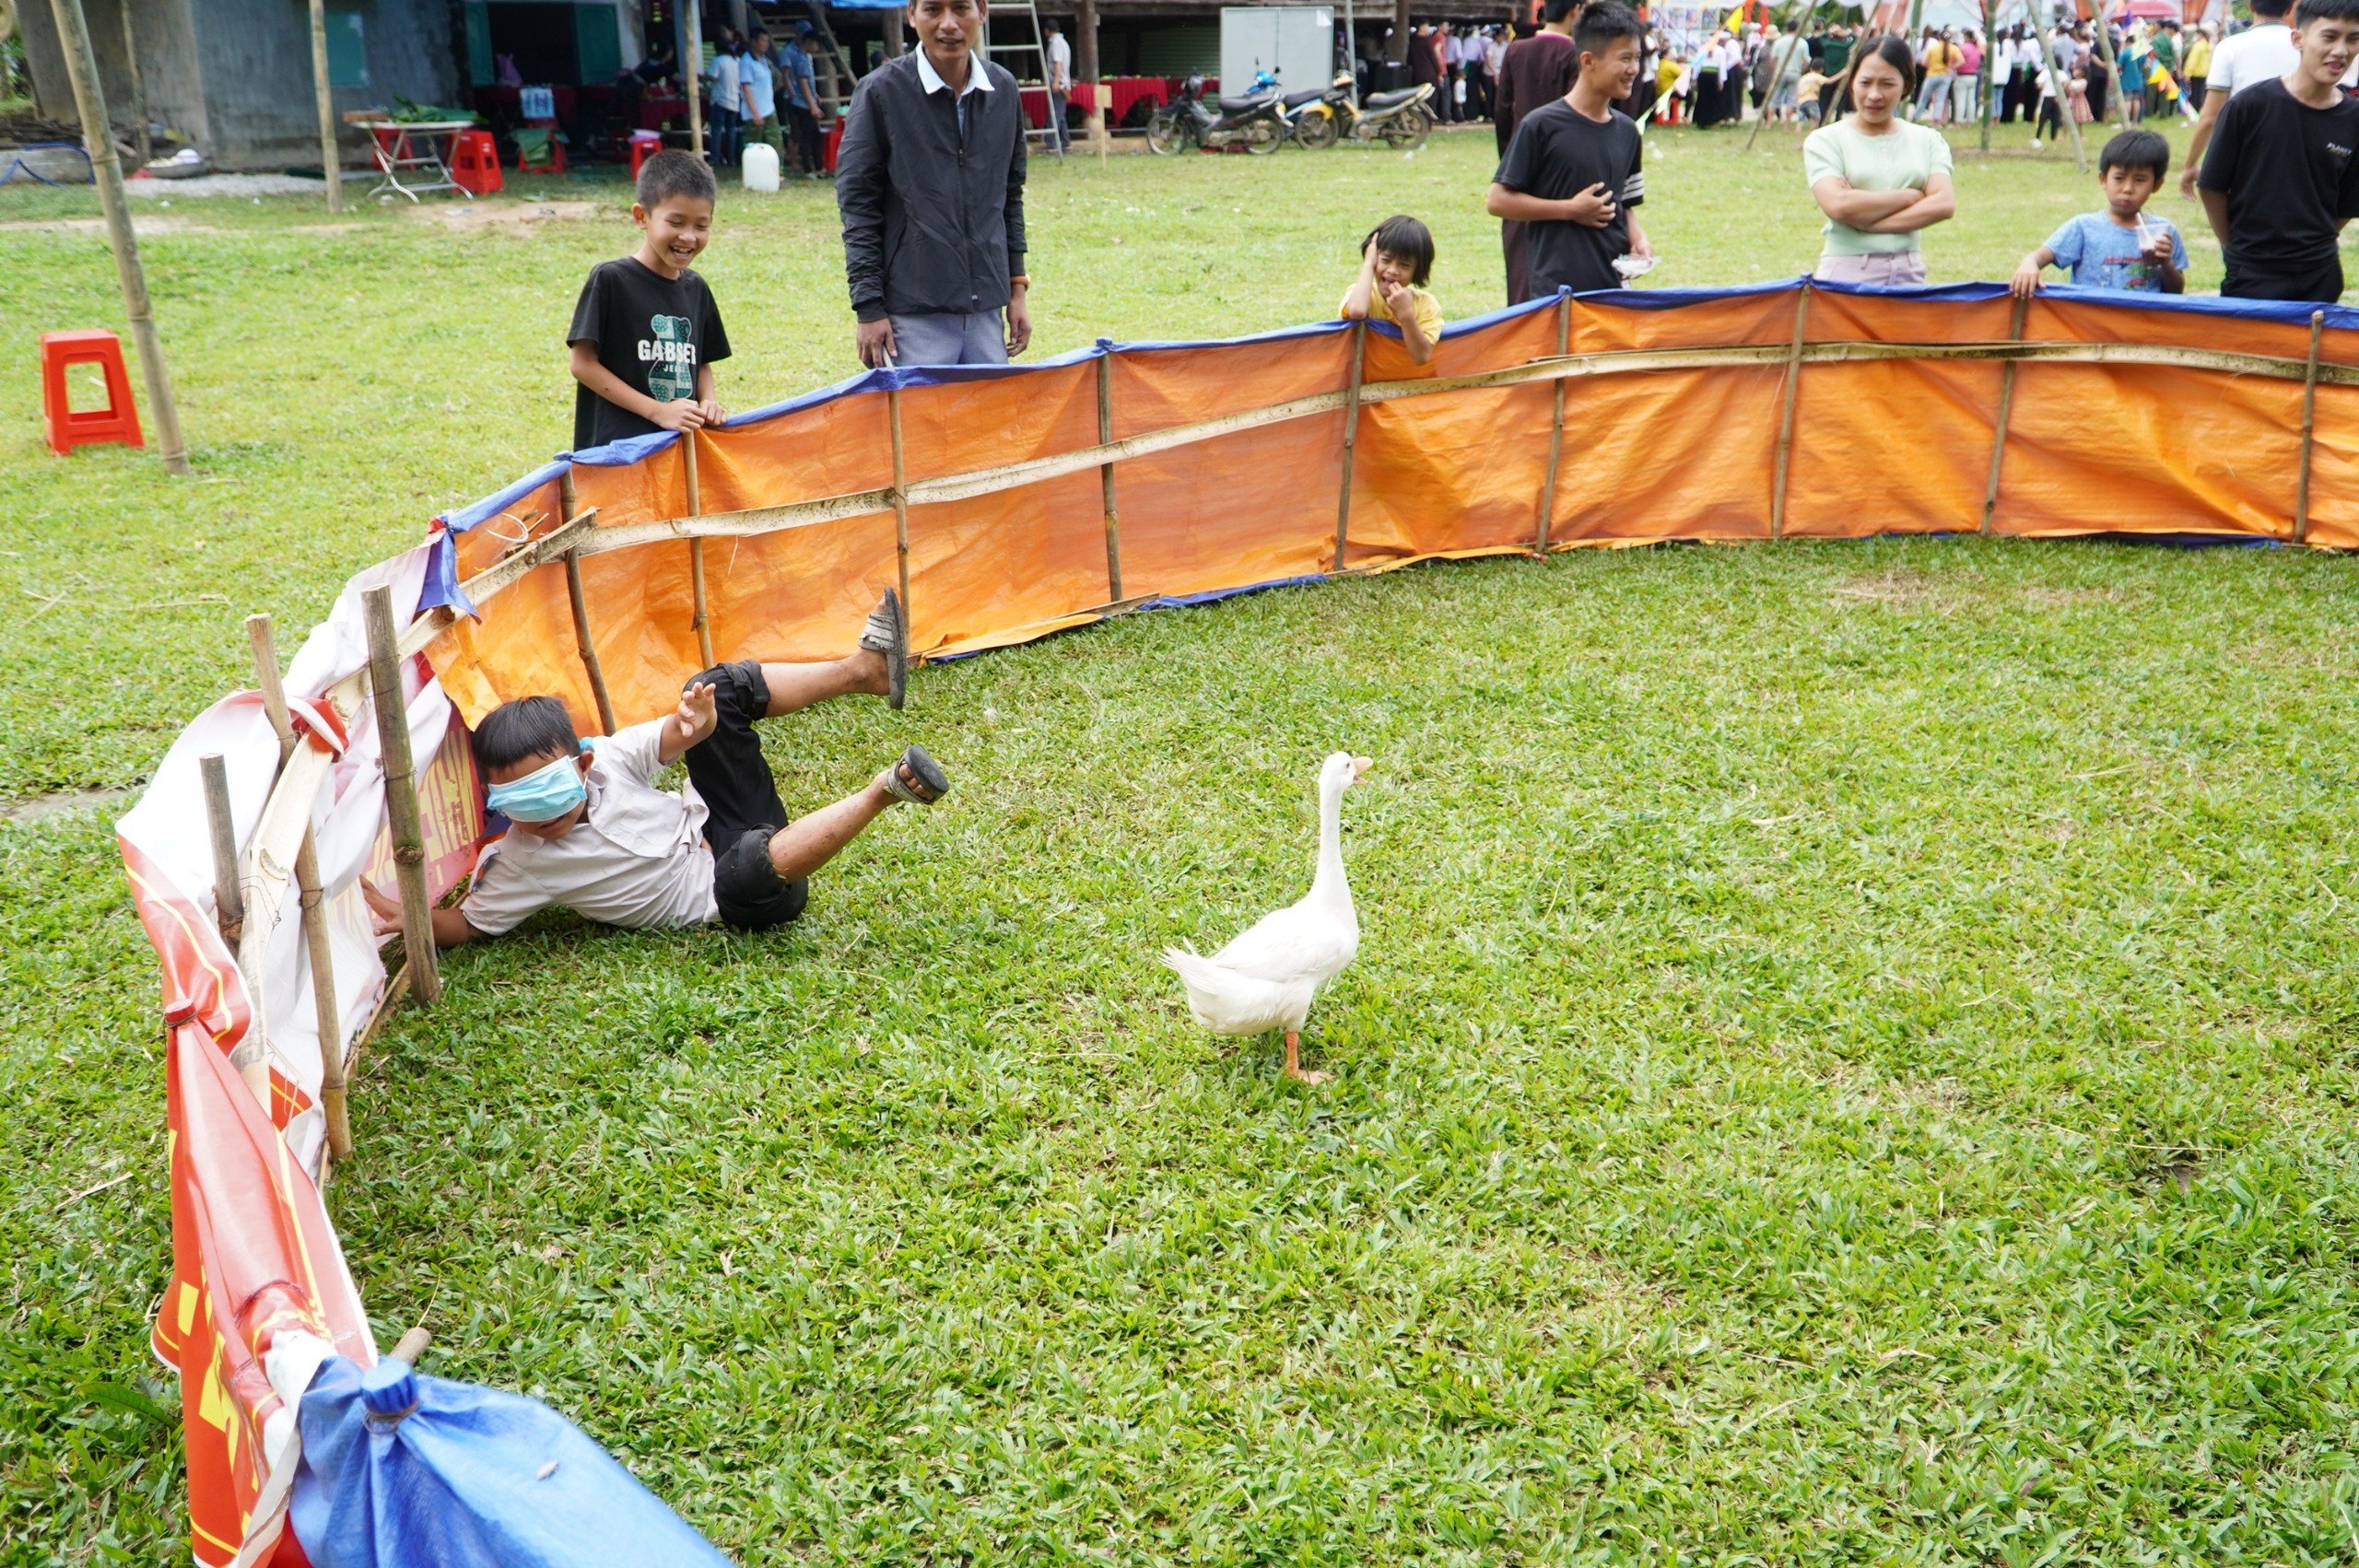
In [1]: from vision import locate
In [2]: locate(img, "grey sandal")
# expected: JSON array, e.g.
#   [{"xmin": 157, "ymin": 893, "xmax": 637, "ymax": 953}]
[
  {"xmin": 859, "ymin": 589, "xmax": 909, "ymax": 711},
  {"xmin": 881, "ymin": 743, "xmax": 948, "ymax": 805}
]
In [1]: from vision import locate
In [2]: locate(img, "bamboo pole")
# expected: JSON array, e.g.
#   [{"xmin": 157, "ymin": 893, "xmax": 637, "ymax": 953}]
[
  {"xmin": 1097, "ymin": 348, "xmax": 1123, "ymax": 600},
  {"xmin": 117, "ymin": 0, "xmax": 150, "ymax": 166},
  {"xmin": 200, "ymin": 754, "xmax": 243, "ymax": 945},
  {"xmin": 1535, "ymin": 292, "xmax": 1571, "ymax": 556},
  {"xmin": 1333, "ymin": 321, "xmax": 1366, "ymax": 574},
  {"xmin": 685, "ymin": 0, "xmax": 706, "ymax": 158},
  {"xmin": 362, "ymin": 586, "xmax": 440, "ymax": 1008},
  {"xmin": 889, "ymin": 388, "xmax": 914, "ymax": 623},
  {"xmin": 683, "ymin": 438, "xmax": 714, "ymax": 667},
  {"xmin": 1770, "ymin": 283, "xmax": 1812, "ymax": 543},
  {"xmin": 1980, "ymin": 292, "xmax": 2031, "ymax": 535},
  {"xmin": 307, "ymin": 0, "xmax": 342, "ymax": 212},
  {"xmin": 390, "ymin": 1325, "xmax": 430, "ymax": 1364},
  {"xmin": 48, "ymin": 0, "xmax": 190, "ymax": 475},
  {"xmin": 566, "ymin": 550, "xmax": 617, "ymax": 734},
  {"xmin": 2294, "ymin": 310, "xmax": 2325, "ymax": 544},
  {"xmin": 2088, "ymin": 8, "xmax": 2128, "ymax": 130},
  {"xmin": 2026, "ymin": 0, "xmax": 2089, "ymax": 171},
  {"xmin": 248, "ymin": 614, "xmax": 351, "ymax": 1164},
  {"xmin": 557, "ymin": 470, "xmax": 616, "ymax": 731},
  {"xmin": 1745, "ymin": 0, "xmax": 1824, "ymax": 153}
]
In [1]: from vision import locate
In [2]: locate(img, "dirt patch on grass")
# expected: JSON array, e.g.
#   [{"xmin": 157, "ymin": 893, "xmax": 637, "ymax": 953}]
[
  {"xmin": 412, "ymin": 200, "xmax": 598, "ymax": 234},
  {"xmin": 1833, "ymin": 571, "xmax": 2128, "ymax": 614},
  {"xmin": 2, "ymin": 786, "xmax": 127, "ymax": 825},
  {"xmin": 0, "ymin": 216, "xmax": 225, "ymax": 237},
  {"xmin": 1832, "ymin": 570, "xmax": 1956, "ymax": 612}
]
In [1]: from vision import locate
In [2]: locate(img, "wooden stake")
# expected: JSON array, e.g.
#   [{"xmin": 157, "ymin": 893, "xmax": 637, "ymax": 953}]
[
  {"xmin": 248, "ymin": 614, "xmax": 350, "ymax": 1163},
  {"xmin": 2295, "ymin": 310, "xmax": 2325, "ymax": 544},
  {"xmin": 888, "ymin": 388, "xmax": 914, "ymax": 624},
  {"xmin": 1744, "ymin": 4, "xmax": 1822, "ymax": 153},
  {"xmin": 1535, "ymin": 292, "xmax": 1571, "ymax": 556},
  {"xmin": 361, "ymin": 586, "xmax": 440, "ymax": 1008},
  {"xmin": 1333, "ymin": 321, "xmax": 1366, "ymax": 574},
  {"xmin": 1770, "ymin": 282, "xmax": 1812, "ymax": 543},
  {"xmin": 556, "ymin": 470, "xmax": 616, "ymax": 732},
  {"xmin": 565, "ymin": 549, "xmax": 617, "ymax": 734},
  {"xmin": 1097, "ymin": 349, "xmax": 1123, "ymax": 600},
  {"xmin": 390, "ymin": 1325, "xmax": 431, "ymax": 1364},
  {"xmin": 306, "ymin": 0, "xmax": 342, "ymax": 212},
  {"xmin": 1980, "ymin": 292, "xmax": 2031, "ymax": 535},
  {"xmin": 48, "ymin": 0, "xmax": 190, "ymax": 474},
  {"xmin": 685, "ymin": 1, "xmax": 706, "ymax": 158},
  {"xmin": 682, "ymin": 437, "xmax": 714, "ymax": 667},
  {"xmin": 200, "ymin": 753, "xmax": 243, "ymax": 945}
]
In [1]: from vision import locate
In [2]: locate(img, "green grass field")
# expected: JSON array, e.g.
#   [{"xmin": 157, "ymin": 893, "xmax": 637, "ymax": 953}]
[{"xmin": 8, "ymin": 122, "xmax": 2359, "ymax": 1562}]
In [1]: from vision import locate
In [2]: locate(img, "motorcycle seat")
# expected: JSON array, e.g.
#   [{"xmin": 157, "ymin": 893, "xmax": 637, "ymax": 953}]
[
  {"xmin": 1364, "ymin": 88, "xmax": 1424, "ymax": 109},
  {"xmin": 1217, "ymin": 91, "xmax": 1280, "ymax": 112},
  {"xmin": 1281, "ymin": 88, "xmax": 1327, "ymax": 108}
]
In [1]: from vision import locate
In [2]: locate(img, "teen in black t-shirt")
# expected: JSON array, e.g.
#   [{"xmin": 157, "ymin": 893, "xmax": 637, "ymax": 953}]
[
  {"xmin": 2196, "ymin": 0, "xmax": 2359, "ymax": 303},
  {"xmin": 1488, "ymin": 2, "xmax": 1653, "ymax": 303},
  {"xmin": 568, "ymin": 151, "xmax": 734, "ymax": 451}
]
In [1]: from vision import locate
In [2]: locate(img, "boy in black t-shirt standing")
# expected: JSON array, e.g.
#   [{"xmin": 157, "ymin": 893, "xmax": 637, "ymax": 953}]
[
  {"xmin": 2197, "ymin": 0, "xmax": 2359, "ymax": 303},
  {"xmin": 568, "ymin": 151, "xmax": 734, "ymax": 451},
  {"xmin": 1487, "ymin": 2, "xmax": 1654, "ymax": 306}
]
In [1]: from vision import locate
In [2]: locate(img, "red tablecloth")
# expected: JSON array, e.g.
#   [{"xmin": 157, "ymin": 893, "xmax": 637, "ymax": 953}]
[{"xmin": 1018, "ymin": 76, "xmax": 1190, "ymax": 130}]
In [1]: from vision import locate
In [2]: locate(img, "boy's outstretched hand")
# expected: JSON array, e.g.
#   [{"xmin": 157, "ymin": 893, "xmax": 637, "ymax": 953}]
[
  {"xmin": 661, "ymin": 679, "xmax": 719, "ymax": 763},
  {"xmin": 2009, "ymin": 252, "xmax": 2045, "ymax": 298}
]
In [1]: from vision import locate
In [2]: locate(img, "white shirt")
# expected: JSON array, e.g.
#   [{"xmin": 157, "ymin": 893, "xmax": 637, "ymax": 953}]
[
  {"xmin": 461, "ymin": 721, "xmax": 718, "ymax": 935},
  {"xmin": 2205, "ymin": 22, "xmax": 2296, "ymax": 96},
  {"xmin": 1046, "ymin": 31, "xmax": 1072, "ymax": 89},
  {"xmin": 914, "ymin": 45, "xmax": 994, "ymax": 99},
  {"xmin": 709, "ymin": 52, "xmax": 740, "ymax": 110}
]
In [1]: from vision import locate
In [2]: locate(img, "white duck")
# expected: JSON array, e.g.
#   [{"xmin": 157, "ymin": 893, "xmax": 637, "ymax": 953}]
[{"xmin": 1163, "ymin": 751, "xmax": 1373, "ymax": 1084}]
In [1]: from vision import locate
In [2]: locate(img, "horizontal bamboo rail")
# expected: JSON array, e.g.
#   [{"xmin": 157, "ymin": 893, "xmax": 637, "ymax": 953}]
[{"xmin": 536, "ymin": 336, "xmax": 2358, "ymax": 568}]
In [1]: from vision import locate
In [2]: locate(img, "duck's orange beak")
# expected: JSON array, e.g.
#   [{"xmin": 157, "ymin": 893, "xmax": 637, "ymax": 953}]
[{"xmin": 1350, "ymin": 755, "xmax": 1374, "ymax": 781}]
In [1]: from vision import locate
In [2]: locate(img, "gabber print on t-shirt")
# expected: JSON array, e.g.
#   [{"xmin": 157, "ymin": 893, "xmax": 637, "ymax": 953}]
[{"xmin": 642, "ymin": 314, "xmax": 698, "ymax": 403}]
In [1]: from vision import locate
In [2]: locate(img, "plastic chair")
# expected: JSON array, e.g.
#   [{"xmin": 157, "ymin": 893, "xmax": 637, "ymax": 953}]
[
  {"xmin": 40, "ymin": 329, "xmax": 143, "ymax": 456},
  {"xmin": 629, "ymin": 131, "xmax": 663, "ymax": 181},
  {"xmin": 450, "ymin": 130, "xmax": 503, "ymax": 195},
  {"xmin": 516, "ymin": 124, "xmax": 566, "ymax": 175}
]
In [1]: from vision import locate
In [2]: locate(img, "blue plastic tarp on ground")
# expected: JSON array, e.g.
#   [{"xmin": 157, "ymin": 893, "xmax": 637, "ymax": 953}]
[{"xmin": 290, "ymin": 1355, "xmax": 734, "ymax": 1567}]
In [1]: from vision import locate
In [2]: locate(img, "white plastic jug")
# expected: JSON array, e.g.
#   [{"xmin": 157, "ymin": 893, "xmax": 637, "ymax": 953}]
[{"xmin": 742, "ymin": 143, "xmax": 780, "ymax": 193}]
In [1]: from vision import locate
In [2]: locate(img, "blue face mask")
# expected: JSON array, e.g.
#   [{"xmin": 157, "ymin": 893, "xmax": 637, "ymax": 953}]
[{"xmin": 486, "ymin": 754, "xmax": 587, "ymax": 825}]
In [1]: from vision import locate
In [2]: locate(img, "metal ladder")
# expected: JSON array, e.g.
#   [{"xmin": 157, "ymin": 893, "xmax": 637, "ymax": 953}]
[
  {"xmin": 982, "ymin": 0, "xmax": 1065, "ymax": 156},
  {"xmin": 750, "ymin": 0, "xmax": 855, "ymax": 112}
]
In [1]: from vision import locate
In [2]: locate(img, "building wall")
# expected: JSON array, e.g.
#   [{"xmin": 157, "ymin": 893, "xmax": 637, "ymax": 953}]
[{"xmin": 20, "ymin": 0, "xmax": 463, "ymax": 172}]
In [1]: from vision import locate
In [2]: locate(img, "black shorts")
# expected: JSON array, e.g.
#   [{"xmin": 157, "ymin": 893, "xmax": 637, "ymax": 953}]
[
  {"xmin": 684, "ymin": 661, "xmax": 810, "ymax": 931},
  {"xmin": 2223, "ymin": 263, "xmax": 2346, "ymax": 307}
]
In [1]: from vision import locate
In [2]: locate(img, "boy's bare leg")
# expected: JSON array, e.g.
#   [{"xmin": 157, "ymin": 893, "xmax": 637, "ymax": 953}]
[
  {"xmin": 763, "ymin": 756, "xmax": 927, "ymax": 881},
  {"xmin": 756, "ymin": 647, "xmax": 889, "ymax": 717}
]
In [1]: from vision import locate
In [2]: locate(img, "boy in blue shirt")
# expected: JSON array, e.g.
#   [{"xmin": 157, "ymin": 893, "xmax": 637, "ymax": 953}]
[{"xmin": 2011, "ymin": 129, "xmax": 2188, "ymax": 297}]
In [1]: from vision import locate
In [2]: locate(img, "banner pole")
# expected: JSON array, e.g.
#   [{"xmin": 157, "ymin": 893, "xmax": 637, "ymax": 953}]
[
  {"xmin": 2295, "ymin": 309, "xmax": 2325, "ymax": 544},
  {"xmin": 558, "ymin": 470, "xmax": 617, "ymax": 731},
  {"xmin": 1980, "ymin": 292, "xmax": 2031, "ymax": 535},
  {"xmin": 889, "ymin": 388, "xmax": 914, "ymax": 625},
  {"xmin": 1770, "ymin": 281, "xmax": 1811, "ymax": 542},
  {"xmin": 248, "ymin": 613, "xmax": 352, "ymax": 1164},
  {"xmin": 1332, "ymin": 321, "xmax": 1366, "ymax": 574},
  {"xmin": 1097, "ymin": 347, "xmax": 1123, "ymax": 600},
  {"xmin": 683, "ymin": 439, "xmax": 714, "ymax": 667},
  {"xmin": 363, "ymin": 585, "xmax": 442, "ymax": 1009},
  {"xmin": 200, "ymin": 754, "xmax": 244, "ymax": 946},
  {"xmin": 1536, "ymin": 292, "xmax": 1571, "ymax": 556}
]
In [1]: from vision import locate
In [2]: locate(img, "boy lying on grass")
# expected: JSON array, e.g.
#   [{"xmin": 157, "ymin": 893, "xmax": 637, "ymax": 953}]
[{"xmin": 365, "ymin": 595, "xmax": 945, "ymax": 945}]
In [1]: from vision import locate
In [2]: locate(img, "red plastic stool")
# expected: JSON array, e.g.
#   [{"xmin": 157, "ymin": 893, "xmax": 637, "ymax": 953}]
[
  {"xmin": 628, "ymin": 131, "xmax": 662, "ymax": 181},
  {"xmin": 516, "ymin": 123, "xmax": 566, "ymax": 174},
  {"xmin": 451, "ymin": 129, "xmax": 503, "ymax": 195},
  {"xmin": 40, "ymin": 330, "xmax": 143, "ymax": 456}
]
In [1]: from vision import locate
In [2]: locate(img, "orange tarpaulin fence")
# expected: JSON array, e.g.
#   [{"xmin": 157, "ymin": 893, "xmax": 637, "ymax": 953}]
[{"xmin": 421, "ymin": 280, "xmax": 2353, "ymax": 738}]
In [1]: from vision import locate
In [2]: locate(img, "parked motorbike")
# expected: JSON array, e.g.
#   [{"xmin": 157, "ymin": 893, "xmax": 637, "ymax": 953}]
[
  {"xmin": 1277, "ymin": 81, "xmax": 1344, "ymax": 147},
  {"xmin": 1294, "ymin": 77, "xmax": 1437, "ymax": 151},
  {"xmin": 1146, "ymin": 73, "xmax": 1289, "ymax": 156}
]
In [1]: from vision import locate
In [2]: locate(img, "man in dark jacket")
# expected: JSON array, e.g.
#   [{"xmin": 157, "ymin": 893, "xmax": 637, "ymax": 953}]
[{"xmin": 836, "ymin": 0, "xmax": 1031, "ymax": 367}]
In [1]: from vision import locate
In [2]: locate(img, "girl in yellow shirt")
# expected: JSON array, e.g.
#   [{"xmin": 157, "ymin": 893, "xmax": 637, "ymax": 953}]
[{"xmin": 1341, "ymin": 215, "xmax": 1445, "ymax": 366}]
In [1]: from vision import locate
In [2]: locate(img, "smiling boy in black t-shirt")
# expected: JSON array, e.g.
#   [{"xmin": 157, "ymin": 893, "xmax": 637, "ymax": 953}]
[
  {"xmin": 1486, "ymin": 1, "xmax": 1654, "ymax": 304},
  {"xmin": 2197, "ymin": 0, "xmax": 2359, "ymax": 303},
  {"xmin": 568, "ymin": 150, "xmax": 733, "ymax": 451}
]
